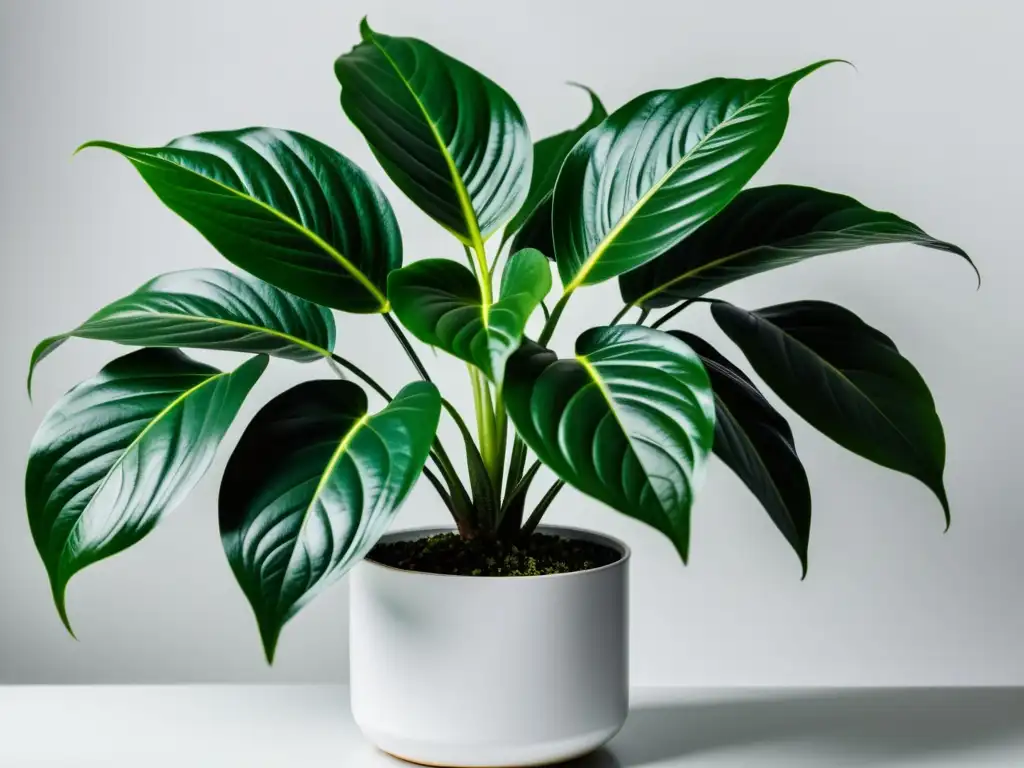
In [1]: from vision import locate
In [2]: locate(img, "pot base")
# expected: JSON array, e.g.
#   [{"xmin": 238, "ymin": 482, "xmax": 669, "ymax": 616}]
[{"xmin": 369, "ymin": 723, "xmax": 623, "ymax": 768}]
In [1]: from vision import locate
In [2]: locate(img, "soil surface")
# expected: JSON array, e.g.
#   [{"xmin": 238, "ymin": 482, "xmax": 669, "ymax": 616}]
[{"xmin": 368, "ymin": 532, "xmax": 621, "ymax": 576}]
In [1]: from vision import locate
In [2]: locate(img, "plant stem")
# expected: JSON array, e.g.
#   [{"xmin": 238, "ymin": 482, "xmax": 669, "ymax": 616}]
[
  {"xmin": 522, "ymin": 479, "xmax": 565, "ymax": 536},
  {"xmin": 492, "ymin": 388, "xmax": 507, "ymax": 493},
  {"xmin": 609, "ymin": 304, "xmax": 633, "ymax": 326},
  {"xmin": 650, "ymin": 298, "xmax": 699, "ymax": 330},
  {"xmin": 505, "ymin": 436, "xmax": 528, "ymax": 501},
  {"xmin": 537, "ymin": 289, "xmax": 573, "ymax": 347},
  {"xmin": 383, "ymin": 312, "xmax": 433, "ymax": 383},
  {"xmin": 609, "ymin": 304, "xmax": 652, "ymax": 327},
  {"xmin": 328, "ymin": 354, "xmax": 392, "ymax": 402},
  {"xmin": 327, "ymin": 353, "xmax": 454, "ymax": 511},
  {"xmin": 468, "ymin": 364, "xmax": 487, "ymax": 448}
]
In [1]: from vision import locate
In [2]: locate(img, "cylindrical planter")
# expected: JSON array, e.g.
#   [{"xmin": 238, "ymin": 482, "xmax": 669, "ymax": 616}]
[{"xmin": 350, "ymin": 525, "xmax": 630, "ymax": 767}]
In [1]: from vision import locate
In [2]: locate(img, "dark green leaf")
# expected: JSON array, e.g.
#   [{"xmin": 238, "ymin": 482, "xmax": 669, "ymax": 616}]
[
  {"xmin": 621, "ymin": 185, "xmax": 977, "ymax": 309},
  {"xmin": 510, "ymin": 192, "xmax": 555, "ymax": 260},
  {"xmin": 388, "ymin": 249, "xmax": 551, "ymax": 381},
  {"xmin": 669, "ymin": 331, "xmax": 811, "ymax": 574},
  {"xmin": 504, "ymin": 326, "xmax": 716, "ymax": 560},
  {"xmin": 80, "ymin": 128, "xmax": 400, "ymax": 312},
  {"xmin": 552, "ymin": 62, "xmax": 838, "ymax": 290},
  {"xmin": 502, "ymin": 84, "xmax": 607, "ymax": 246},
  {"xmin": 712, "ymin": 300, "xmax": 949, "ymax": 524},
  {"xmin": 29, "ymin": 269, "xmax": 335, "ymax": 395},
  {"xmin": 336, "ymin": 19, "xmax": 530, "ymax": 250},
  {"xmin": 220, "ymin": 379, "xmax": 441, "ymax": 662},
  {"xmin": 25, "ymin": 349, "xmax": 267, "ymax": 632}
]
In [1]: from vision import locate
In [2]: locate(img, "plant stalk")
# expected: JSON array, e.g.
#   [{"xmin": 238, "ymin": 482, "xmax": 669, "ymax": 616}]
[
  {"xmin": 537, "ymin": 289, "xmax": 573, "ymax": 347},
  {"xmin": 522, "ymin": 479, "xmax": 565, "ymax": 536},
  {"xmin": 650, "ymin": 298, "xmax": 699, "ymax": 330},
  {"xmin": 383, "ymin": 312, "xmax": 433, "ymax": 382},
  {"xmin": 328, "ymin": 353, "xmax": 455, "ymax": 512}
]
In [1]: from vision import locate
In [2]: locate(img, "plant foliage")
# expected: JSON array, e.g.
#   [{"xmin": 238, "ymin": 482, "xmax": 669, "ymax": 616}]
[{"xmin": 25, "ymin": 18, "xmax": 974, "ymax": 660}]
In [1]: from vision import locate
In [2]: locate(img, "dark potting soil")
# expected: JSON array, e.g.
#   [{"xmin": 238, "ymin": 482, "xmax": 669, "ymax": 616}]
[{"xmin": 368, "ymin": 532, "xmax": 621, "ymax": 576}]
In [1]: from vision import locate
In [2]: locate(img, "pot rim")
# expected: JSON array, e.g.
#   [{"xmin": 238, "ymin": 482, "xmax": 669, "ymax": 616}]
[{"xmin": 361, "ymin": 524, "xmax": 631, "ymax": 581}]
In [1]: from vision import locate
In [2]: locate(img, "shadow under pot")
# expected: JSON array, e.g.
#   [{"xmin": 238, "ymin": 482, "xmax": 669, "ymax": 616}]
[{"xmin": 349, "ymin": 525, "xmax": 630, "ymax": 767}]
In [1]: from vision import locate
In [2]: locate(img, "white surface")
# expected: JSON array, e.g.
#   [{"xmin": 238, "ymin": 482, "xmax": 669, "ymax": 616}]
[
  {"xmin": 3, "ymin": 0, "xmax": 1024, "ymax": 686},
  {"xmin": 350, "ymin": 527, "xmax": 628, "ymax": 766},
  {"xmin": 1, "ymin": 685, "xmax": 1022, "ymax": 767}
]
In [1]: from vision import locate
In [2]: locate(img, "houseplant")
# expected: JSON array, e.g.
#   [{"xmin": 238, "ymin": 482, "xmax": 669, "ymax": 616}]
[{"xmin": 24, "ymin": 17, "xmax": 975, "ymax": 766}]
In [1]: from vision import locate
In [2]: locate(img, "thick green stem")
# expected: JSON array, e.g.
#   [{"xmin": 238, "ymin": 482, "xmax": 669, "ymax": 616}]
[{"xmin": 492, "ymin": 389, "xmax": 507, "ymax": 494}]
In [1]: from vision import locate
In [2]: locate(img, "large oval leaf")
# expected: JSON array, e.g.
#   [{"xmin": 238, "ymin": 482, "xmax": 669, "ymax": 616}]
[
  {"xmin": 552, "ymin": 62, "xmax": 836, "ymax": 291},
  {"xmin": 388, "ymin": 249, "xmax": 551, "ymax": 381},
  {"xmin": 670, "ymin": 331, "xmax": 811, "ymax": 574},
  {"xmin": 335, "ymin": 19, "xmax": 531, "ymax": 248},
  {"xmin": 220, "ymin": 379, "xmax": 441, "ymax": 662},
  {"xmin": 29, "ymin": 269, "xmax": 335, "ymax": 394},
  {"xmin": 712, "ymin": 300, "xmax": 949, "ymax": 523},
  {"xmin": 504, "ymin": 326, "xmax": 715, "ymax": 560},
  {"xmin": 25, "ymin": 349, "xmax": 267, "ymax": 632},
  {"xmin": 80, "ymin": 128, "xmax": 400, "ymax": 312},
  {"xmin": 621, "ymin": 185, "xmax": 976, "ymax": 309},
  {"xmin": 502, "ymin": 85, "xmax": 607, "ymax": 247}
]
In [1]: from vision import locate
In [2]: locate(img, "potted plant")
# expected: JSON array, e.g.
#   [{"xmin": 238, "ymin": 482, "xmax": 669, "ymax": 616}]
[{"xmin": 24, "ymin": 17, "xmax": 974, "ymax": 767}]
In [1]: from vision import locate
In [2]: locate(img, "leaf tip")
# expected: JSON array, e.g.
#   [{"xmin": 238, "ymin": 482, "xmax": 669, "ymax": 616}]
[
  {"xmin": 73, "ymin": 140, "xmax": 101, "ymax": 157},
  {"xmin": 259, "ymin": 622, "xmax": 281, "ymax": 666},
  {"xmin": 359, "ymin": 16, "xmax": 374, "ymax": 40},
  {"xmin": 51, "ymin": 581, "xmax": 78, "ymax": 640}
]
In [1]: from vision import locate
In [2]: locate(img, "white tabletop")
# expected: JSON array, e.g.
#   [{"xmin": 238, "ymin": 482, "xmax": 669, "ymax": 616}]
[{"xmin": 1, "ymin": 685, "xmax": 1022, "ymax": 767}]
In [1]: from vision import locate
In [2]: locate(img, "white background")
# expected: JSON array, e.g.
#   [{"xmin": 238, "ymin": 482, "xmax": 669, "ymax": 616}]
[{"xmin": 1, "ymin": 0, "xmax": 1020, "ymax": 685}]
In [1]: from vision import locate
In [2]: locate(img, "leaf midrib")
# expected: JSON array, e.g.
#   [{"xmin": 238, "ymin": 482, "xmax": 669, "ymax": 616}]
[
  {"xmin": 576, "ymin": 354, "xmax": 676, "ymax": 531},
  {"xmin": 275, "ymin": 413, "xmax": 369, "ymax": 614},
  {"xmin": 83, "ymin": 311, "xmax": 332, "ymax": 359},
  {"xmin": 362, "ymin": 29, "xmax": 490, "ymax": 323},
  {"xmin": 53, "ymin": 369, "xmax": 228, "ymax": 577},
  {"xmin": 630, "ymin": 222, "xmax": 929, "ymax": 308},
  {"xmin": 89, "ymin": 144, "xmax": 391, "ymax": 312},
  {"xmin": 760, "ymin": 316, "xmax": 927, "ymax": 467},
  {"xmin": 567, "ymin": 77, "xmax": 792, "ymax": 292}
]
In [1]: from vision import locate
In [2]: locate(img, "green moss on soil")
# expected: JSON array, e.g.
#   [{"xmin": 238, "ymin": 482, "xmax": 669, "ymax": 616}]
[{"xmin": 368, "ymin": 532, "xmax": 620, "ymax": 576}]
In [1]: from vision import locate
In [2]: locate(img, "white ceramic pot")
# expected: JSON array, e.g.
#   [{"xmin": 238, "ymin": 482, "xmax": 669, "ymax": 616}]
[{"xmin": 350, "ymin": 525, "xmax": 630, "ymax": 767}]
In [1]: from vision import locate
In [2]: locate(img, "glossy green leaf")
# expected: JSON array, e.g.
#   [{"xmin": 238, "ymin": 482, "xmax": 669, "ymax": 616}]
[
  {"xmin": 80, "ymin": 128, "xmax": 400, "ymax": 312},
  {"xmin": 502, "ymin": 84, "xmax": 607, "ymax": 247},
  {"xmin": 335, "ymin": 19, "xmax": 531, "ymax": 250},
  {"xmin": 504, "ymin": 326, "xmax": 715, "ymax": 560},
  {"xmin": 220, "ymin": 379, "xmax": 441, "ymax": 662},
  {"xmin": 388, "ymin": 249, "xmax": 551, "ymax": 381},
  {"xmin": 552, "ymin": 62, "xmax": 837, "ymax": 291},
  {"xmin": 25, "ymin": 349, "xmax": 267, "ymax": 632},
  {"xmin": 712, "ymin": 300, "xmax": 949, "ymax": 524},
  {"xmin": 621, "ymin": 185, "xmax": 977, "ymax": 309},
  {"xmin": 29, "ymin": 269, "xmax": 335, "ymax": 395},
  {"xmin": 669, "ymin": 331, "xmax": 811, "ymax": 574}
]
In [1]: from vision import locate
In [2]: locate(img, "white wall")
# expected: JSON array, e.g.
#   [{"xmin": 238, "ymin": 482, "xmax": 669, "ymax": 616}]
[{"xmin": 1, "ymin": 0, "xmax": 1021, "ymax": 685}]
